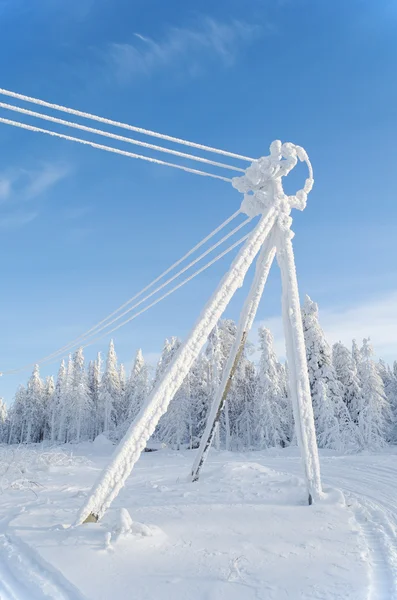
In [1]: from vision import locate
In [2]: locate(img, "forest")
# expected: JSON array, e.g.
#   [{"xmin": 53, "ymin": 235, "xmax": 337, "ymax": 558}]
[{"xmin": 1, "ymin": 295, "xmax": 395, "ymax": 452}]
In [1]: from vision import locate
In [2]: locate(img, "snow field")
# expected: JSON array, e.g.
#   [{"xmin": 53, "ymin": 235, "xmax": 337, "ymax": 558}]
[{"xmin": 0, "ymin": 444, "xmax": 382, "ymax": 599}]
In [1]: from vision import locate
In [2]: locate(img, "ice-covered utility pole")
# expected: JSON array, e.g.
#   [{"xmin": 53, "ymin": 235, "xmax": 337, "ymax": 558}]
[
  {"xmin": 190, "ymin": 141, "xmax": 322, "ymax": 505},
  {"xmin": 76, "ymin": 140, "xmax": 322, "ymax": 525}
]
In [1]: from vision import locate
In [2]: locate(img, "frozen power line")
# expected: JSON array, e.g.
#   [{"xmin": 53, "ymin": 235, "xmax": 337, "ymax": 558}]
[
  {"xmin": 0, "ymin": 117, "xmax": 234, "ymax": 183},
  {"xmin": 0, "ymin": 102, "xmax": 245, "ymax": 174},
  {"xmin": 45, "ymin": 216, "xmax": 252, "ymax": 354},
  {"xmin": 23, "ymin": 209, "xmax": 243, "ymax": 364},
  {"xmin": 0, "ymin": 88, "xmax": 259, "ymax": 376},
  {"xmin": 0, "ymin": 213, "xmax": 252, "ymax": 375},
  {"xmin": 80, "ymin": 232, "xmax": 251, "ymax": 350},
  {"xmin": 18, "ymin": 215, "xmax": 252, "ymax": 369},
  {"xmin": 0, "ymin": 87, "xmax": 254, "ymax": 162},
  {"xmin": 0, "ymin": 231, "xmax": 250, "ymax": 375}
]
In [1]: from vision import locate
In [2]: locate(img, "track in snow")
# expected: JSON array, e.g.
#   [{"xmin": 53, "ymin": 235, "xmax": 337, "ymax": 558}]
[
  {"xmin": 0, "ymin": 532, "xmax": 88, "ymax": 600},
  {"xmin": 267, "ymin": 454, "xmax": 397, "ymax": 600},
  {"xmin": 350, "ymin": 497, "xmax": 397, "ymax": 600},
  {"xmin": 1, "ymin": 451, "xmax": 396, "ymax": 600}
]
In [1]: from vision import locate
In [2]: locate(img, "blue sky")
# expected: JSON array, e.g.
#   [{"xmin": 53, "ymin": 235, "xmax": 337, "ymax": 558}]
[{"xmin": 0, "ymin": 0, "xmax": 396, "ymax": 401}]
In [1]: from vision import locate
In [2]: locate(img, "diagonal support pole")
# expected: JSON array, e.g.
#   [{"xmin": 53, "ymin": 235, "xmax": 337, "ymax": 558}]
[
  {"xmin": 275, "ymin": 224, "xmax": 322, "ymax": 504},
  {"xmin": 75, "ymin": 206, "xmax": 278, "ymax": 525},
  {"xmin": 191, "ymin": 230, "xmax": 277, "ymax": 482}
]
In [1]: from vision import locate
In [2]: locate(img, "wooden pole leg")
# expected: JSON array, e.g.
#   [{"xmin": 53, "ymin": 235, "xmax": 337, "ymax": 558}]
[
  {"xmin": 191, "ymin": 231, "xmax": 277, "ymax": 482},
  {"xmin": 276, "ymin": 226, "xmax": 322, "ymax": 504}
]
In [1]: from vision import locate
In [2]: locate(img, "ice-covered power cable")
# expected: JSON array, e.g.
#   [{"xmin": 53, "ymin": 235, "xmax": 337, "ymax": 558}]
[
  {"xmin": 25, "ymin": 217, "xmax": 252, "ymax": 367},
  {"xmin": 0, "ymin": 231, "xmax": 250, "ymax": 375},
  {"xmin": 0, "ymin": 102, "xmax": 245, "ymax": 174},
  {"xmin": 0, "ymin": 87, "xmax": 254, "ymax": 162},
  {"xmin": 0, "ymin": 117, "xmax": 233, "ymax": 182},
  {"xmin": 0, "ymin": 216, "xmax": 252, "ymax": 375}
]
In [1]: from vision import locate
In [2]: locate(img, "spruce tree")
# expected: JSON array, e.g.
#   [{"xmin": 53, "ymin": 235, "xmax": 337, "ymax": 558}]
[
  {"xmin": 88, "ymin": 353, "xmax": 102, "ymax": 439},
  {"xmin": 0, "ymin": 398, "xmax": 7, "ymax": 443},
  {"xmin": 43, "ymin": 375, "xmax": 55, "ymax": 442},
  {"xmin": 8, "ymin": 385, "xmax": 26, "ymax": 444},
  {"xmin": 189, "ymin": 353, "xmax": 211, "ymax": 448},
  {"xmin": 126, "ymin": 349, "xmax": 149, "ymax": 423},
  {"xmin": 205, "ymin": 320, "xmax": 239, "ymax": 450},
  {"xmin": 235, "ymin": 361, "xmax": 256, "ymax": 450},
  {"xmin": 252, "ymin": 327, "xmax": 289, "ymax": 449},
  {"xmin": 99, "ymin": 340, "xmax": 121, "ymax": 435},
  {"xmin": 69, "ymin": 348, "xmax": 92, "ymax": 443},
  {"xmin": 116, "ymin": 349, "xmax": 149, "ymax": 440},
  {"xmin": 333, "ymin": 342, "xmax": 363, "ymax": 426},
  {"xmin": 358, "ymin": 339, "xmax": 391, "ymax": 448},
  {"xmin": 25, "ymin": 365, "xmax": 44, "ymax": 443},
  {"xmin": 352, "ymin": 339, "xmax": 361, "ymax": 370},
  {"xmin": 55, "ymin": 360, "xmax": 67, "ymax": 443},
  {"xmin": 302, "ymin": 296, "xmax": 359, "ymax": 450},
  {"xmin": 156, "ymin": 338, "xmax": 185, "ymax": 446}
]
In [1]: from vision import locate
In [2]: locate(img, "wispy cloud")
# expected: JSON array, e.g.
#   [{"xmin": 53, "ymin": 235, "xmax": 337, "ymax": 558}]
[
  {"xmin": 106, "ymin": 17, "xmax": 261, "ymax": 82},
  {"xmin": 0, "ymin": 162, "xmax": 70, "ymax": 229},
  {"xmin": 252, "ymin": 290, "xmax": 397, "ymax": 363}
]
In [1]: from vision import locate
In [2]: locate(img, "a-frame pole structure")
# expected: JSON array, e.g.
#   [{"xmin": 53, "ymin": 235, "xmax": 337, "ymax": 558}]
[
  {"xmin": 75, "ymin": 140, "xmax": 323, "ymax": 525},
  {"xmin": 191, "ymin": 143, "xmax": 322, "ymax": 506}
]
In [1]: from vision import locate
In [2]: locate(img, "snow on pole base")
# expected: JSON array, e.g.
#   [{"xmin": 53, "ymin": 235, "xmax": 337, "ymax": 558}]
[
  {"xmin": 276, "ymin": 226, "xmax": 322, "ymax": 504},
  {"xmin": 75, "ymin": 207, "xmax": 278, "ymax": 525},
  {"xmin": 191, "ymin": 231, "xmax": 277, "ymax": 482}
]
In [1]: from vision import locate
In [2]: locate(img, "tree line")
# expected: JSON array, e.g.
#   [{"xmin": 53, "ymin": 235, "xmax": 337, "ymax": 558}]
[{"xmin": 0, "ymin": 295, "xmax": 395, "ymax": 452}]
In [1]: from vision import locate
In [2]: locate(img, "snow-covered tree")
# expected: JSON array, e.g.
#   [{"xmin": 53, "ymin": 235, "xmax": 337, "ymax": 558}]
[
  {"xmin": 154, "ymin": 337, "xmax": 181, "ymax": 384},
  {"xmin": 314, "ymin": 380, "xmax": 346, "ymax": 450},
  {"xmin": 352, "ymin": 339, "xmax": 361, "ymax": 371},
  {"xmin": 115, "ymin": 349, "xmax": 149, "ymax": 440},
  {"xmin": 188, "ymin": 353, "xmax": 211, "ymax": 448},
  {"xmin": 54, "ymin": 360, "xmax": 68, "ymax": 443},
  {"xmin": 68, "ymin": 348, "xmax": 92, "ymax": 443},
  {"xmin": 302, "ymin": 296, "xmax": 359, "ymax": 451},
  {"xmin": 333, "ymin": 342, "xmax": 363, "ymax": 425},
  {"xmin": 126, "ymin": 349, "xmax": 149, "ymax": 422},
  {"xmin": 43, "ymin": 375, "xmax": 55, "ymax": 442},
  {"xmin": 25, "ymin": 365, "xmax": 44, "ymax": 443},
  {"xmin": 98, "ymin": 340, "xmax": 121, "ymax": 435},
  {"xmin": 390, "ymin": 362, "xmax": 397, "ymax": 442},
  {"xmin": 7, "ymin": 385, "xmax": 26, "ymax": 444},
  {"xmin": 205, "ymin": 320, "xmax": 240, "ymax": 450},
  {"xmin": 4, "ymin": 315, "xmax": 396, "ymax": 452},
  {"xmin": 357, "ymin": 339, "xmax": 391, "ymax": 448},
  {"xmin": 115, "ymin": 363, "xmax": 127, "ymax": 427},
  {"xmin": 377, "ymin": 360, "xmax": 397, "ymax": 443},
  {"xmin": 0, "ymin": 398, "xmax": 7, "ymax": 443},
  {"xmin": 235, "ymin": 360, "xmax": 256, "ymax": 450},
  {"xmin": 159, "ymin": 379, "xmax": 190, "ymax": 450},
  {"xmin": 252, "ymin": 327, "xmax": 289, "ymax": 449},
  {"xmin": 88, "ymin": 353, "xmax": 102, "ymax": 439},
  {"xmin": 156, "ymin": 338, "xmax": 187, "ymax": 447}
]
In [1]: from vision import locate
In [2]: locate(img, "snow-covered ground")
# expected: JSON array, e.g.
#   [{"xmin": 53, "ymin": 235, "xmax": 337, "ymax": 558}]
[{"xmin": 0, "ymin": 442, "xmax": 396, "ymax": 600}]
